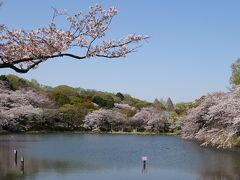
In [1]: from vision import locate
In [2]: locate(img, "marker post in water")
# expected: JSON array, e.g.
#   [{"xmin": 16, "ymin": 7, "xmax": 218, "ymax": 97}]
[
  {"xmin": 13, "ymin": 149, "xmax": 17, "ymax": 165},
  {"xmin": 142, "ymin": 156, "xmax": 147, "ymax": 166},
  {"xmin": 141, "ymin": 156, "xmax": 148, "ymax": 173},
  {"xmin": 20, "ymin": 157, "xmax": 24, "ymax": 174}
]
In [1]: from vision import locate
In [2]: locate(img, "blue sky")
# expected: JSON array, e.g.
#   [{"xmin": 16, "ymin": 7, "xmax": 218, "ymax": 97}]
[{"xmin": 1, "ymin": 0, "xmax": 240, "ymax": 103}]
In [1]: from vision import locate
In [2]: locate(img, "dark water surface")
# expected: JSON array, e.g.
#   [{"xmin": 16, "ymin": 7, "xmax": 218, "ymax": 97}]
[{"xmin": 0, "ymin": 133, "xmax": 240, "ymax": 180}]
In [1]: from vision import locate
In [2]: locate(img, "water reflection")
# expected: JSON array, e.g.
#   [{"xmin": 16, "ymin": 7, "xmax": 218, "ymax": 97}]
[
  {"xmin": 0, "ymin": 144, "xmax": 76, "ymax": 179},
  {"xmin": 141, "ymin": 163, "xmax": 147, "ymax": 174},
  {"xmin": 196, "ymin": 146, "xmax": 240, "ymax": 180},
  {"xmin": 0, "ymin": 134, "xmax": 240, "ymax": 180},
  {"xmin": 197, "ymin": 151, "xmax": 240, "ymax": 180}
]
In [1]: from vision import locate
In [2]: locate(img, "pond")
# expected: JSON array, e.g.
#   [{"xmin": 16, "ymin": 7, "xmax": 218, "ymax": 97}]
[{"xmin": 0, "ymin": 133, "xmax": 240, "ymax": 180}]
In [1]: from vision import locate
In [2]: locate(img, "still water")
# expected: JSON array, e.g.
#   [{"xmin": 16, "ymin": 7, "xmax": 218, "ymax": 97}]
[{"xmin": 0, "ymin": 133, "xmax": 240, "ymax": 180}]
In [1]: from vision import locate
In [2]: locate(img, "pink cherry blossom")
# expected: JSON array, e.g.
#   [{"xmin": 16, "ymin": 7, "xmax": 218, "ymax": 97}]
[
  {"xmin": 181, "ymin": 87, "xmax": 240, "ymax": 148},
  {"xmin": 0, "ymin": 4, "xmax": 149, "ymax": 73}
]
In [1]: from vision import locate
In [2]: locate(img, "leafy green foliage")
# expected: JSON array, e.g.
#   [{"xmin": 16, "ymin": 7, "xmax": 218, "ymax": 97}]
[
  {"xmin": 119, "ymin": 108, "xmax": 137, "ymax": 117},
  {"xmin": 122, "ymin": 94, "xmax": 152, "ymax": 109},
  {"xmin": 175, "ymin": 102, "xmax": 198, "ymax": 116},
  {"xmin": 48, "ymin": 85, "xmax": 79, "ymax": 106},
  {"xmin": 0, "ymin": 74, "xmax": 41, "ymax": 90},
  {"xmin": 59, "ymin": 104, "xmax": 91, "ymax": 129},
  {"xmin": 50, "ymin": 92, "xmax": 71, "ymax": 106},
  {"xmin": 92, "ymin": 95, "xmax": 114, "ymax": 108},
  {"xmin": 116, "ymin": 92, "xmax": 124, "ymax": 101},
  {"xmin": 230, "ymin": 58, "xmax": 240, "ymax": 86}
]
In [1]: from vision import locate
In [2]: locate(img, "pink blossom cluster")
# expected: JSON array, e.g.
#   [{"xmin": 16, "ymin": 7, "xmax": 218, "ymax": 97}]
[
  {"xmin": 130, "ymin": 107, "xmax": 170, "ymax": 132},
  {"xmin": 83, "ymin": 109, "xmax": 127, "ymax": 131},
  {"xmin": 83, "ymin": 107, "xmax": 171, "ymax": 132},
  {"xmin": 114, "ymin": 103, "xmax": 136, "ymax": 111},
  {"xmin": 0, "ymin": 81, "xmax": 56, "ymax": 131},
  {"xmin": 0, "ymin": 4, "xmax": 148, "ymax": 73},
  {"xmin": 0, "ymin": 85, "xmax": 51, "ymax": 109},
  {"xmin": 181, "ymin": 87, "xmax": 240, "ymax": 148}
]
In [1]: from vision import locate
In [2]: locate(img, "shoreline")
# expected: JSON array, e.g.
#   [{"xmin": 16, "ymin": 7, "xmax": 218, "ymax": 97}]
[
  {"xmin": 0, "ymin": 130, "xmax": 181, "ymax": 136},
  {"xmin": 1, "ymin": 130, "xmax": 240, "ymax": 151}
]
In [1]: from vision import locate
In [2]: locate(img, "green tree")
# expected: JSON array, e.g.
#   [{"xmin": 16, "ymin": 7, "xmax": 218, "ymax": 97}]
[
  {"xmin": 30, "ymin": 79, "xmax": 41, "ymax": 89},
  {"xmin": 175, "ymin": 102, "xmax": 196, "ymax": 116},
  {"xmin": 0, "ymin": 74, "xmax": 43, "ymax": 90},
  {"xmin": 59, "ymin": 104, "xmax": 90, "ymax": 129},
  {"xmin": 230, "ymin": 58, "xmax": 240, "ymax": 86},
  {"xmin": 116, "ymin": 92, "xmax": 124, "ymax": 101},
  {"xmin": 92, "ymin": 95, "xmax": 114, "ymax": 108},
  {"xmin": 48, "ymin": 85, "xmax": 79, "ymax": 106}
]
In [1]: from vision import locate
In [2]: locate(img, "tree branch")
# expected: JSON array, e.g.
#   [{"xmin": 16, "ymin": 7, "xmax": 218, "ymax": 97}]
[
  {"xmin": 0, "ymin": 53, "xmax": 88, "ymax": 73},
  {"xmin": 2, "ymin": 53, "xmax": 86, "ymax": 65},
  {"xmin": 0, "ymin": 5, "xmax": 149, "ymax": 73}
]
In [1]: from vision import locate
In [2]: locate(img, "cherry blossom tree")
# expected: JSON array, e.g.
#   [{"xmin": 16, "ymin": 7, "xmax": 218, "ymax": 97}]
[
  {"xmin": 0, "ymin": 4, "xmax": 148, "ymax": 73},
  {"xmin": 0, "ymin": 79, "xmax": 63, "ymax": 132},
  {"xmin": 83, "ymin": 109, "xmax": 127, "ymax": 131},
  {"xmin": 130, "ymin": 107, "xmax": 171, "ymax": 132},
  {"xmin": 181, "ymin": 88, "xmax": 240, "ymax": 148}
]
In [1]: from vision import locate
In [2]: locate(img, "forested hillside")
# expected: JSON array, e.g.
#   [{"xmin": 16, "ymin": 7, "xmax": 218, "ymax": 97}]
[{"xmin": 0, "ymin": 75, "xmax": 177, "ymax": 133}]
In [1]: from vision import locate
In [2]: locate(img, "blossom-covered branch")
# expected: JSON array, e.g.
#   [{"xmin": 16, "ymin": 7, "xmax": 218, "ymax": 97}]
[{"xmin": 0, "ymin": 4, "xmax": 149, "ymax": 73}]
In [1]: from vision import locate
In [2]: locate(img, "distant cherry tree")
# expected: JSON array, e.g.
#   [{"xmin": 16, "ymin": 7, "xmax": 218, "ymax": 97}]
[
  {"xmin": 0, "ymin": 80, "xmax": 61, "ymax": 132},
  {"xmin": 130, "ymin": 107, "xmax": 170, "ymax": 132},
  {"xmin": 0, "ymin": 4, "xmax": 148, "ymax": 73},
  {"xmin": 83, "ymin": 109, "xmax": 127, "ymax": 131}
]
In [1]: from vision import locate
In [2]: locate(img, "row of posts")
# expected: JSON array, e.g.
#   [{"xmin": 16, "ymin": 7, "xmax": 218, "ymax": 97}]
[
  {"xmin": 14, "ymin": 149, "xmax": 24, "ymax": 174},
  {"xmin": 14, "ymin": 150, "xmax": 146, "ymax": 175}
]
